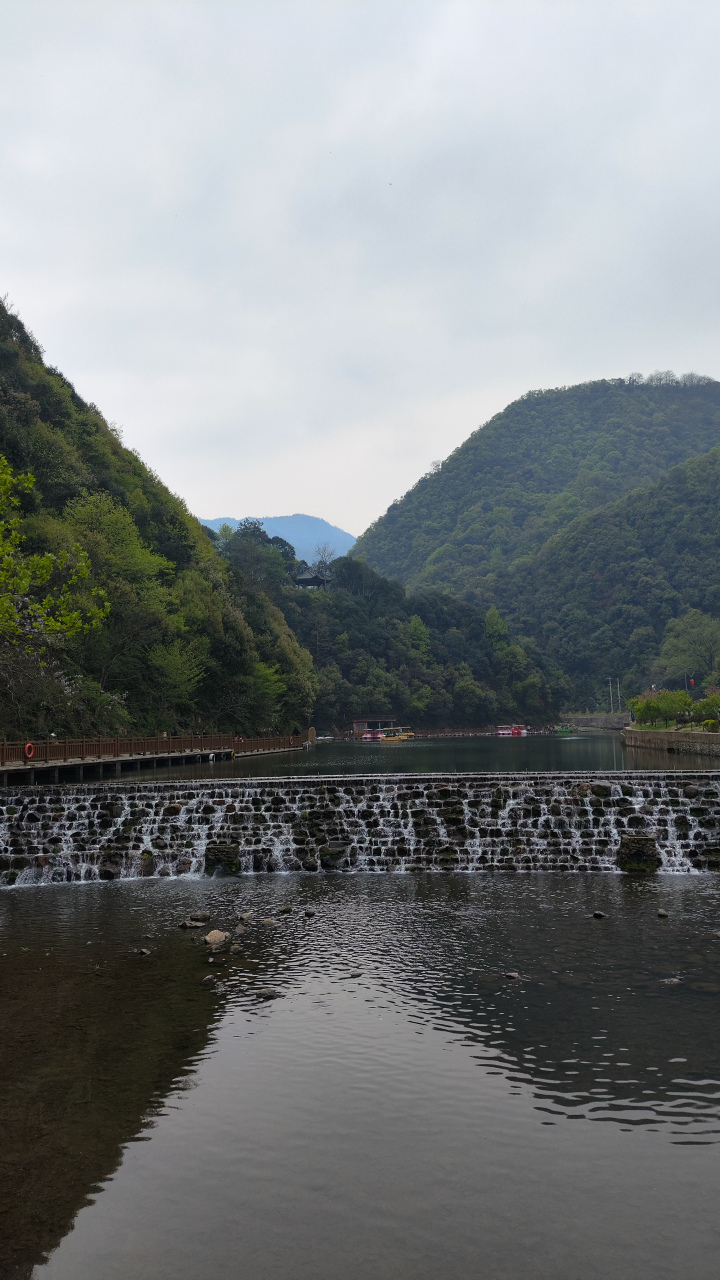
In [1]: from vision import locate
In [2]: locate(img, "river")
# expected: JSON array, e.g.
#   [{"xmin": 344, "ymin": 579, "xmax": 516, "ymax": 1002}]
[
  {"xmin": 2, "ymin": 872, "xmax": 720, "ymax": 1279},
  {"xmin": 2, "ymin": 735, "xmax": 720, "ymax": 1278},
  {"xmin": 148, "ymin": 731, "xmax": 717, "ymax": 782}
]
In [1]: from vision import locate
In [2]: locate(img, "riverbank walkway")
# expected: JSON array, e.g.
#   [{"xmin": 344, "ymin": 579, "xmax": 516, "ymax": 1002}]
[{"xmin": 0, "ymin": 729, "xmax": 316, "ymax": 785}]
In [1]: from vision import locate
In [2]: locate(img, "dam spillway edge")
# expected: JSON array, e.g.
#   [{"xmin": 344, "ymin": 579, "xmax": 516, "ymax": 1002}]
[{"xmin": 2, "ymin": 771, "xmax": 720, "ymax": 884}]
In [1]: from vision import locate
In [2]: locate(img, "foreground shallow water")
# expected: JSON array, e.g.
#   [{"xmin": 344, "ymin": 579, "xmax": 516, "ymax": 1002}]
[{"xmin": 2, "ymin": 875, "xmax": 720, "ymax": 1279}]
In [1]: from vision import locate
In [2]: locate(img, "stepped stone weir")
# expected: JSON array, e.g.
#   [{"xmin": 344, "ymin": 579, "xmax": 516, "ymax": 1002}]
[{"xmin": 1, "ymin": 772, "xmax": 719, "ymax": 886}]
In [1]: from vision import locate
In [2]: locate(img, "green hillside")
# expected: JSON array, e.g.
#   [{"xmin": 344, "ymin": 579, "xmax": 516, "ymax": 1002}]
[
  {"xmin": 209, "ymin": 521, "xmax": 565, "ymax": 729},
  {"xmin": 0, "ymin": 301, "xmax": 562, "ymax": 737},
  {"xmin": 495, "ymin": 448, "xmax": 720, "ymax": 707},
  {"xmin": 15, "ymin": 296, "xmax": 713, "ymax": 731},
  {"xmin": 0, "ymin": 301, "xmax": 316, "ymax": 736},
  {"xmin": 353, "ymin": 376, "xmax": 720, "ymax": 594},
  {"xmin": 278, "ymin": 556, "xmax": 565, "ymax": 730}
]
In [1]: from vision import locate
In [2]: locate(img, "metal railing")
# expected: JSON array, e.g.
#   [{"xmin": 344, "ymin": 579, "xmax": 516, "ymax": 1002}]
[{"xmin": 0, "ymin": 731, "xmax": 308, "ymax": 769}]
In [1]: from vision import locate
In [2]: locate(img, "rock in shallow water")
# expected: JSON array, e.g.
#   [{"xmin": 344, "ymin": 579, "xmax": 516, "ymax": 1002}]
[
  {"xmin": 204, "ymin": 930, "xmax": 229, "ymax": 947},
  {"xmin": 256, "ymin": 987, "xmax": 281, "ymax": 1000}
]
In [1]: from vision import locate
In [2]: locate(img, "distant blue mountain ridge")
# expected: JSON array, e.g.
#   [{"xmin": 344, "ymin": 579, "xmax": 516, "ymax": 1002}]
[{"xmin": 199, "ymin": 513, "xmax": 356, "ymax": 565}]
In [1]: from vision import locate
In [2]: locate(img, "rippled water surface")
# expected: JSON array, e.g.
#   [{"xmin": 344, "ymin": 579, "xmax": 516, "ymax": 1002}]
[{"xmin": 2, "ymin": 875, "xmax": 720, "ymax": 1279}]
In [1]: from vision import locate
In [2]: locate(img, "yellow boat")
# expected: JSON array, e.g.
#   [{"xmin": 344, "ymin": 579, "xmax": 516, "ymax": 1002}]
[{"xmin": 380, "ymin": 726, "xmax": 414, "ymax": 742}]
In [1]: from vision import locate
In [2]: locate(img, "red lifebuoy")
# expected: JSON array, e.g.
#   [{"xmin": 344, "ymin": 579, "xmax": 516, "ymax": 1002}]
[{"xmin": 24, "ymin": 742, "xmax": 34, "ymax": 759}]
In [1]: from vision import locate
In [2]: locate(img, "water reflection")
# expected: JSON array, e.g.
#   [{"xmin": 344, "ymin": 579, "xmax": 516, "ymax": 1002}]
[
  {"xmin": 211, "ymin": 874, "xmax": 720, "ymax": 1144},
  {"xmin": 0, "ymin": 882, "xmax": 222, "ymax": 1279},
  {"xmin": 3, "ymin": 875, "xmax": 720, "ymax": 1278},
  {"xmin": 384, "ymin": 877, "xmax": 720, "ymax": 1143},
  {"xmin": 143, "ymin": 732, "xmax": 720, "ymax": 784}
]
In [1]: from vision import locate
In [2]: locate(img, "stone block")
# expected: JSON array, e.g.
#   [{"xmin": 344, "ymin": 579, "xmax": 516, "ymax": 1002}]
[{"xmin": 616, "ymin": 835, "xmax": 661, "ymax": 875}]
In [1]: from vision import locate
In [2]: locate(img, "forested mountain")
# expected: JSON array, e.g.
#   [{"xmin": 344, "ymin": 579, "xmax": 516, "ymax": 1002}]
[
  {"xmin": 0, "ymin": 300, "xmax": 556, "ymax": 736},
  {"xmin": 0, "ymin": 301, "xmax": 315, "ymax": 736},
  {"xmin": 353, "ymin": 376, "xmax": 720, "ymax": 593},
  {"xmin": 14, "ymin": 294, "xmax": 714, "ymax": 731},
  {"xmin": 211, "ymin": 522, "xmax": 564, "ymax": 729},
  {"xmin": 493, "ymin": 448, "xmax": 720, "ymax": 707},
  {"xmin": 280, "ymin": 557, "xmax": 564, "ymax": 729}
]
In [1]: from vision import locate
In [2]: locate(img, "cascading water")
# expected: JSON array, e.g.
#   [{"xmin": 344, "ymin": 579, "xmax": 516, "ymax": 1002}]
[{"xmin": 1, "ymin": 772, "xmax": 719, "ymax": 885}]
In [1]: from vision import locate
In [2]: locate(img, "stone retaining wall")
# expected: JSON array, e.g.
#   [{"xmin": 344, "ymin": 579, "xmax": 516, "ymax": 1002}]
[
  {"xmin": 566, "ymin": 714, "xmax": 630, "ymax": 730},
  {"xmin": 2, "ymin": 772, "xmax": 720, "ymax": 884},
  {"xmin": 622, "ymin": 729, "xmax": 720, "ymax": 757}
]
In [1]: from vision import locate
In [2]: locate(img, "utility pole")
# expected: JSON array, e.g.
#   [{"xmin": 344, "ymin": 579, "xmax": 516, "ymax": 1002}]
[
  {"xmin": 608, "ymin": 677, "xmax": 614, "ymax": 714},
  {"xmin": 616, "ymin": 678, "xmax": 621, "ymax": 711}
]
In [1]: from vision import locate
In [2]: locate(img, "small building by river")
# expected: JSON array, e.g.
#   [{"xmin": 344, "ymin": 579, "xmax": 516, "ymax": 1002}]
[{"xmin": 350, "ymin": 716, "xmax": 398, "ymax": 739}]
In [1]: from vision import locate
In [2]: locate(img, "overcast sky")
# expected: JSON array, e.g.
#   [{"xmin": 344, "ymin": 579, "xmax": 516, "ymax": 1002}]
[{"xmin": 2, "ymin": 1, "xmax": 720, "ymax": 534}]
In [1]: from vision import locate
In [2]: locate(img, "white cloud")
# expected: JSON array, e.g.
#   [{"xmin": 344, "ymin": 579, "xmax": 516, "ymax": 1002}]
[{"xmin": 1, "ymin": 0, "xmax": 720, "ymax": 534}]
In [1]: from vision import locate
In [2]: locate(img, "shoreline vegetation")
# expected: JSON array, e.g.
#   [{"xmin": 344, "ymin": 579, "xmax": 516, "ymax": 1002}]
[{"xmin": 628, "ymin": 689, "xmax": 720, "ymax": 731}]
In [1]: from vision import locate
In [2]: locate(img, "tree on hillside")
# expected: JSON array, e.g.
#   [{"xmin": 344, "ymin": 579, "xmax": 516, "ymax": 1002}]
[
  {"xmin": 313, "ymin": 542, "xmax": 336, "ymax": 589},
  {"xmin": 0, "ymin": 455, "xmax": 123, "ymax": 737},
  {"xmin": 0, "ymin": 456, "xmax": 108, "ymax": 646},
  {"xmin": 218, "ymin": 519, "xmax": 293, "ymax": 599},
  {"xmin": 657, "ymin": 610, "xmax": 720, "ymax": 682}
]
